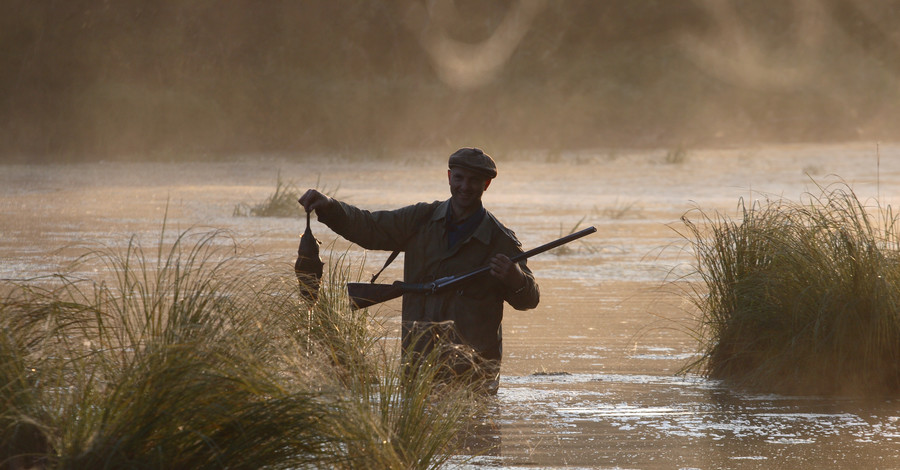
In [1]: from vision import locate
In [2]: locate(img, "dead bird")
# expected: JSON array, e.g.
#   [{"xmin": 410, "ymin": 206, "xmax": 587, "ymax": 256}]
[{"xmin": 295, "ymin": 210, "xmax": 324, "ymax": 301}]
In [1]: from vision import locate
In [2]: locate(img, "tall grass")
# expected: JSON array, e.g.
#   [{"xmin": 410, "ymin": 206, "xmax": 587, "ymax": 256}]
[
  {"xmin": 679, "ymin": 182, "xmax": 900, "ymax": 396},
  {"xmin": 0, "ymin": 225, "xmax": 483, "ymax": 468}
]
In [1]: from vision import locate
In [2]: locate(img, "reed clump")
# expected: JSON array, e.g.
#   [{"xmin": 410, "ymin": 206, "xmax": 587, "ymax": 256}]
[
  {"xmin": 0, "ymin": 226, "xmax": 482, "ymax": 468},
  {"xmin": 680, "ymin": 183, "xmax": 900, "ymax": 396}
]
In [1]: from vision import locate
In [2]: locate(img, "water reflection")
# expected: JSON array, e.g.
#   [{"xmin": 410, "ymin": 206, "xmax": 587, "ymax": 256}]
[{"xmin": 458, "ymin": 402, "xmax": 503, "ymax": 458}]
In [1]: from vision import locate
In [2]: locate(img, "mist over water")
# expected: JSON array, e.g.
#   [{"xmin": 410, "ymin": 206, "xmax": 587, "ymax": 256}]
[{"xmin": 2, "ymin": 0, "xmax": 899, "ymax": 162}]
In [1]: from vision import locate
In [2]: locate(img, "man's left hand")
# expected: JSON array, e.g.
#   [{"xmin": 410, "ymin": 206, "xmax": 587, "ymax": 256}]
[{"xmin": 489, "ymin": 254, "xmax": 526, "ymax": 291}]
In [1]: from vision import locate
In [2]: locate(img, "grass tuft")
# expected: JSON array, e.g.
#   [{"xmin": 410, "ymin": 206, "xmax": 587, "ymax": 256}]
[
  {"xmin": 0, "ymin": 224, "xmax": 482, "ymax": 468},
  {"xmin": 664, "ymin": 144, "xmax": 688, "ymax": 164},
  {"xmin": 233, "ymin": 172, "xmax": 340, "ymax": 218},
  {"xmin": 678, "ymin": 182, "xmax": 900, "ymax": 396},
  {"xmin": 598, "ymin": 198, "xmax": 642, "ymax": 220},
  {"xmin": 553, "ymin": 217, "xmax": 597, "ymax": 255}
]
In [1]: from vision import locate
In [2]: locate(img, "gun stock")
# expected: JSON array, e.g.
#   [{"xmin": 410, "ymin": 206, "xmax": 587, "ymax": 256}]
[
  {"xmin": 347, "ymin": 226, "xmax": 597, "ymax": 310},
  {"xmin": 347, "ymin": 282, "xmax": 404, "ymax": 310},
  {"xmin": 347, "ymin": 281, "xmax": 432, "ymax": 310}
]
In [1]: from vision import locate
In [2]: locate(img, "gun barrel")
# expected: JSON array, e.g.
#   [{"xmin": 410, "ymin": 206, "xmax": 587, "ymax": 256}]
[
  {"xmin": 511, "ymin": 226, "xmax": 597, "ymax": 263},
  {"xmin": 433, "ymin": 226, "xmax": 598, "ymax": 290}
]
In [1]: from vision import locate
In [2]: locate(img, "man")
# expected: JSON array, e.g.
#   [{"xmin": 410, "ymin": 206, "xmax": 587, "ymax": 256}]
[{"xmin": 298, "ymin": 147, "xmax": 540, "ymax": 394}]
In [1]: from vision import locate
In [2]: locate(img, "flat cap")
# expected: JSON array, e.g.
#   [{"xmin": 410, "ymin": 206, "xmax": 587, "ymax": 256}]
[{"xmin": 448, "ymin": 147, "xmax": 497, "ymax": 179}]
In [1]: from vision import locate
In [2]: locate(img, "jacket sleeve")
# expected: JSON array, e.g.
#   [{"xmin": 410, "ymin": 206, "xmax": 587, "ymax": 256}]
[
  {"xmin": 493, "ymin": 225, "xmax": 540, "ymax": 310},
  {"xmin": 505, "ymin": 261, "xmax": 540, "ymax": 310},
  {"xmin": 316, "ymin": 199, "xmax": 435, "ymax": 252}
]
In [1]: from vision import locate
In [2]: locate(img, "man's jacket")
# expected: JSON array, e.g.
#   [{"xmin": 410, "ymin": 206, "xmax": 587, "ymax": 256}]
[{"xmin": 318, "ymin": 198, "xmax": 540, "ymax": 360}]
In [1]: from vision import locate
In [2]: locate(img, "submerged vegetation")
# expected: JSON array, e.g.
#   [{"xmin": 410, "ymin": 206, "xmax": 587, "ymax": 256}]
[
  {"xmin": 0, "ymin": 226, "xmax": 482, "ymax": 468},
  {"xmin": 680, "ymin": 183, "xmax": 900, "ymax": 396}
]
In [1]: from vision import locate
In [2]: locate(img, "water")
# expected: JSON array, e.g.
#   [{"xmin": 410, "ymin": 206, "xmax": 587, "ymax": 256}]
[
  {"xmin": 459, "ymin": 281, "xmax": 900, "ymax": 468},
  {"xmin": 480, "ymin": 373, "xmax": 900, "ymax": 468},
  {"xmin": 3, "ymin": 143, "xmax": 900, "ymax": 468}
]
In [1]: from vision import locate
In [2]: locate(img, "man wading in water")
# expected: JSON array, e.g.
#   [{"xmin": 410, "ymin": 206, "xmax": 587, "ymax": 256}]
[{"xmin": 298, "ymin": 148, "xmax": 540, "ymax": 394}]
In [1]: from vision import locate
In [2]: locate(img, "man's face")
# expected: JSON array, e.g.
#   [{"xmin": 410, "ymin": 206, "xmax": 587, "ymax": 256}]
[{"xmin": 448, "ymin": 167, "xmax": 491, "ymax": 214}]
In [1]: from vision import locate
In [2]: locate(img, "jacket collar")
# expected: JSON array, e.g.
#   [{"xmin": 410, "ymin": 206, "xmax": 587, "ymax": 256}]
[{"xmin": 433, "ymin": 199, "xmax": 493, "ymax": 246}]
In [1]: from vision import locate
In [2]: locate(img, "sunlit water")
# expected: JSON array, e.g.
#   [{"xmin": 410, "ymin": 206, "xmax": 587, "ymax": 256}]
[{"xmin": 3, "ymin": 143, "xmax": 900, "ymax": 468}]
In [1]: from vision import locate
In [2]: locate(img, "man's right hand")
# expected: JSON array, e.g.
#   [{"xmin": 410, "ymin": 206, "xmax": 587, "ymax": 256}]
[{"xmin": 298, "ymin": 189, "xmax": 332, "ymax": 214}]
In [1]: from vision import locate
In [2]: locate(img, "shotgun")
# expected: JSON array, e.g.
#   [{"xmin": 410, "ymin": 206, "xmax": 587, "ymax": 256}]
[{"xmin": 347, "ymin": 226, "xmax": 597, "ymax": 310}]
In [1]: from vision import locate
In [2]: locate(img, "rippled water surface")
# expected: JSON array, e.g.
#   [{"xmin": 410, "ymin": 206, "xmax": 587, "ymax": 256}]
[{"xmin": 3, "ymin": 144, "xmax": 900, "ymax": 468}]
